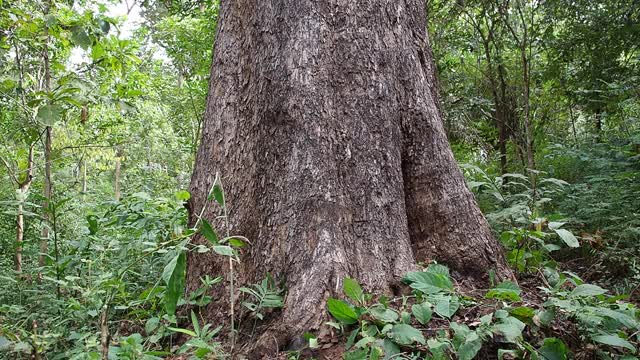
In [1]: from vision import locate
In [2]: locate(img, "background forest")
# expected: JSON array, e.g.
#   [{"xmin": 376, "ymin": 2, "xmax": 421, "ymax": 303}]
[{"xmin": 0, "ymin": 0, "xmax": 639, "ymax": 359}]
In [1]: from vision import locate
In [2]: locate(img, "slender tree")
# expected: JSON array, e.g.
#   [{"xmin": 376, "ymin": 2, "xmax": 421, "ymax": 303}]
[{"xmin": 187, "ymin": 0, "xmax": 512, "ymax": 355}]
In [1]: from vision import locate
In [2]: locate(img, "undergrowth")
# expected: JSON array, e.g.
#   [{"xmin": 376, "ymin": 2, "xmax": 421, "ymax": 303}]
[{"xmin": 1, "ymin": 144, "xmax": 639, "ymax": 359}]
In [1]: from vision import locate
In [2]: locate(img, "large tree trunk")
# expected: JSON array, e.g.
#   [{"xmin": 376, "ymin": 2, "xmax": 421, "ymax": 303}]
[{"xmin": 187, "ymin": 0, "xmax": 512, "ymax": 355}]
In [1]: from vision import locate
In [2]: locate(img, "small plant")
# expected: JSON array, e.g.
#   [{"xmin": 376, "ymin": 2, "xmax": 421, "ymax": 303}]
[
  {"xmin": 168, "ymin": 311, "xmax": 223, "ymax": 359},
  {"xmin": 239, "ymin": 274, "xmax": 284, "ymax": 321},
  {"xmin": 541, "ymin": 268, "xmax": 640, "ymax": 355}
]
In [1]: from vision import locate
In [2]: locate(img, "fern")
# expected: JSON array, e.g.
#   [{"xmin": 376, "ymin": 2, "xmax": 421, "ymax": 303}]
[{"xmin": 239, "ymin": 274, "xmax": 284, "ymax": 320}]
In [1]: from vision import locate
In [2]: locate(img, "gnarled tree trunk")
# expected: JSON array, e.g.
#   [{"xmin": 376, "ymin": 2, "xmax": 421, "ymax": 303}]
[{"xmin": 187, "ymin": 0, "xmax": 512, "ymax": 356}]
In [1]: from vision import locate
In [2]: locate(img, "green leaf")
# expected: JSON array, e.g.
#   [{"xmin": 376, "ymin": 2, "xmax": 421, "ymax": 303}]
[
  {"xmin": 200, "ymin": 219, "xmax": 218, "ymax": 245},
  {"xmin": 175, "ymin": 190, "xmax": 190, "ymax": 201},
  {"xmin": 434, "ymin": 295, "xmax": 460, "ymax": 319},
  {"xmin": 344, "ymin": 349, "xmax": 368, "ymax": 360},
  {"xmin": 383, "ymin": 338, "xmax": 401, "ymax": 358},
  {"xmin": 36, "ymin": 104, "xmax": 63, "ymax": 126},
  {"xmin": 593, "ymin": 307, "xmax": 638, "ymax": 328},
  {"xmin": 346, "ymin": 328, "xmax": 360, "ymax": 349},
  {"xmin": 457, "ymin": 332, "xmax": 482, "ymax": 360},
  {"xmin": 208, "ymin": 183, "xmax": 225, "ymax": 207},
  {"xmin": 162, "ymin": 252, "xmax": 186, "ymax": 316},
  {"xmin": 486, "ymin": 281, "xmax": 522, "ymax": 302},
  {"xmin": 327, "ymin": 298, "xmax": 358, "ymax": 324},
  {"xmin": 343, "ymin": 278, "xmax": 364, "ymax": 304},
  {"xmin": 534, "ymin": 308, "xmax": 556, "ymax": 326},
  {"xmin": 548, "ymin": 222, "xmax": 566, "ymax": 230},
  {"xmin": 426, "ymin": 264, "xmax": 450, "ymax": 277},
  {"xmin": 368, "ymin": 305, "xmax": 399, "ymax": 324},
  {"xmin": 538, "ymin": 337, "xmax": 569, "ymax": 360},
  {"xmin": 212, "ymin": 245, "xmax": 234, "ymax": 257},
  {"xmin": 387, "ymin": 324, "xmax": 425, "ymax": 346},
  {"xmin": 509, "ymin": 306, "xmax": 535, "ymax": 322},
  {"xmin": 570, "ymin": 284, "xmax": 607, "ymax": 297},
  {"xmin": 86, "ymin": 215, "xmax": 98, "ymax": 235},
  {"xmin": 592, "ymin": 334, "xmax": 636, "ymax": 352},
  {"xmin": 145, "ymin": 317, "xmax": 159, "ymax": 335},
  {"xmin": 354, "ymin": 336, "xmax": 375, "ymax": 349},
  {"xmin": 412, "ymin": 302, "xmax": 433, "ymax": 325},
  {"xmin": 191, "ymin": 311, "xmax": 200, "ymax": 334},
  {"xmin": 71, "ymin": 26, "xmax": 92, "ymax": 49},
  {"xmin": 98, "ymin": 19, "xmax": 110, "ymax": 34},
  {"xmin": 554, "ymin": 229, "xmax": 579, "ymax": 248},
  {"xmin": 228, "ymin": 238, "xmax": 246, "ymax": 248},
  {"xmin": 493, "ymin": 316, "xmax": 525, "ymax": 343},
  {"xmin": 403, "ymin": 268, "xmax": 453, "ymax": 294},
  {"xmin": 167, "ymin": 326, "xmax": 196, "ymax": 337}
]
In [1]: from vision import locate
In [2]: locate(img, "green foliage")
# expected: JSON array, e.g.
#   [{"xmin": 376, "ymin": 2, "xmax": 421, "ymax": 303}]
[
  {"xmin": 162, "ymin": 250, "xmax": 186, "ymax": 316},
  {"xmin": 239, "ymin": 275, "xmax": 284, "ymax": 321},
  {"xmin": 403, "ymin": 264, "xmax": 454, "ymax": 294},
  {"xmin": 486, "ymin": 281, "xmax": 522, "ymax": 302},
  {"xmin": 323, "ymin": 263, "xmax": 639, "ymax": 359},
  {"xmin": 0, "ymin": 0, "xmax": 638, "ymax": 358},
  {"xmin": 167, "ymin": 311, "xmax": 223, "ymax": 358}
]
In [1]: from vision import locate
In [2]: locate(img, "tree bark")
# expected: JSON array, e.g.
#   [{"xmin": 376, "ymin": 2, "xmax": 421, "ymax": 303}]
[{"xmin": 187, "ymin": 0, "xmax": 512, "ymax": 355}]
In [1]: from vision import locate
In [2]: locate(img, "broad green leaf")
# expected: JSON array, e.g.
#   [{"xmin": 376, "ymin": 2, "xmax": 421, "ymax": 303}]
[
  {"xmin": 426, "ymin": 263, "xmax": 450, "ymax": 277},
  {"xmin": 411, "ymin": 302, "xmax": 433, "ymax": 325},
  {"xmin": 369, "ymin": 305, "xmax": 398, "ymax": 323},
  {"xmin": 36, "ymin": 104, "xmax": 63, "ymax": 126},
  {"xmin": 534, "ymin": 308, "xmax": 556, "ymax": 326},
  {"xmin": 538, "ymin": 337, "xmax": 569, "ymax": 360},
  {"xmin": 509, "ymin": 306, "xmax": 535, "ymax": 322},
  {"xmin": 387, "ymin": 324, "xmax": 425, "ymax": 345},
  {"xmin": 554, "ymin": 229, "xmax": 579, "ymax": 248},
  {"xmin": 162, "ymin": 252, "xmax": 186, "ymax": 316},
  {"xmin": 570, "ymin": 284, "xmax": 607, "ymax": 297},
  {"xmin": 434, "ymin": 295, "xmax": 460, "ymax": 319},
  {"xmin": 145, "ymin": 317, "xmax": 159, "ymax": 335},
  {"xmin": 175, "ymin": 190, "xmax": 190, "ymax": 201},
  {"xmin": 212, "ymin": 245, "xmax": 234, "ymax": 257},
  {"xmin": 383, "ymin": 338, "xmax": 401, "ymax": 358},
  {"xmin": 327, "ymin": 298, "xmax": 358, "ymax": 324},
  {"xmin": 486, "ymin": 281, "xmax": 522, "ymax": 302},
  {"xmin": 228, "ymin": 238, "xmax": 246, "ymax": 248},
  {"xmin": 493, "ymin": 316, "xmax": 525, "ymax": 343},
  {"xmin": 592, "ymin": 307, "xmax": 638, "ymax": 328},
  {"xmin": 457, "ymin": 332, "xmax": 482, "ymax": 360},
  {"xmin": 344, "ymin": 349, "xmax": 368, "ymax": 360},
  {"xmin": 71, "ymin": 26, "xmax": 92, "ymax": 49},
  {"xmin": 343, "ymin": 278, "xmax": 364, "ymax": 304},
  {"xmin": 200, "ymin": 219, "xmax": 218, "ymax": 245},
  {"xmin": 592, "ymin": 334, "xmax": 636, "ymax": 352},
  {"xmin": 428, "ymin": 338, "xmax": 450, "ymax": 359},
  {"xmin": 403, "ymin": 270, "xmax": 453, "ymax": 294}
]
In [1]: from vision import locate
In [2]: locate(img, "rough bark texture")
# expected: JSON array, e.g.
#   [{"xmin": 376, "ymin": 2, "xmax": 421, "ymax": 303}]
[{"xmin": 187, "ymin": 0, "xmax": 512, "ymax": 356}]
